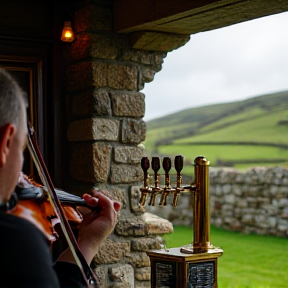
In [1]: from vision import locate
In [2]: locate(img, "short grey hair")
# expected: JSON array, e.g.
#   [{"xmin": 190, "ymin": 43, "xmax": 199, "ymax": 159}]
[{"xmin": 0, "ymin": 68, "xmax": 27, "ymax": 128}]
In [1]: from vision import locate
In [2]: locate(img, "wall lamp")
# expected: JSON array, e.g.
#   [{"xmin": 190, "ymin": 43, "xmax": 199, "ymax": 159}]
[{"xmin": 60, "ymin": 20, "xmax": 75, "ymax": 42}]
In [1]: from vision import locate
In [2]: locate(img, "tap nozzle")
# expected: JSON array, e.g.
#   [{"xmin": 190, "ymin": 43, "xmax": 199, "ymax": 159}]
[
  {"xmin": 171, "ymin": 188, "xmax": 181, "ymax": 207},
  {"xmin": 148, "ymin": 187, "xmax": 160, "ymax": 206},
  {"xmin": 159, "ymin": 188, "xmax": 170, "ymax": 206},
  {"xmin": 139, "ymin": 188, "xmax": 149, "ymax": 207}
]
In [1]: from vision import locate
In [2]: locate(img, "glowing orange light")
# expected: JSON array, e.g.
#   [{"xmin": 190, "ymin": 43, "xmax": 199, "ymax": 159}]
[
  {"xmin": 61, "ymin": 21, "xmax": 75, "ymax": 42},
  {"xmin": 65, "ymin": 31, "xmax": 72, "ymax": 38}
]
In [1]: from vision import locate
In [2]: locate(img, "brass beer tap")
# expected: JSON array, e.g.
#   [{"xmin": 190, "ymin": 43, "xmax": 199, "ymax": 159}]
[
  {"xmin": 139, "ymin": 155, "xmax": 214, "ymax": 254},
  {"xmin": 171, "ymin": 155, "xmax": 183, "ymax": 207},
  {"xmin": 159, "ymin": 157, "xmax": 172, "ymax": 206},
  {"xmin": 139, "ymin": 157, "xmax": 151, "ymax": 207},
  {"xmin": 148, "ymin": 157, "xmax": 161, "ymax": 206},
  {"xmin": 142, "ymin": 155, "xmax": 223, "ymax": 288}
]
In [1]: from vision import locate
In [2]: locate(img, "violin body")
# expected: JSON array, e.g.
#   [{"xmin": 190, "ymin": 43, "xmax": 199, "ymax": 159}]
[{"xmin": 8, "ymin": 173, "xmax": 83, "ymax": 242}]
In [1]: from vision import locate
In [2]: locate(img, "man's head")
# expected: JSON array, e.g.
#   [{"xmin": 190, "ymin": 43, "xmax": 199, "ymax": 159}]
[{"xmin": 0, "ymin": 68, "xmax": 27, "ymax": 203}]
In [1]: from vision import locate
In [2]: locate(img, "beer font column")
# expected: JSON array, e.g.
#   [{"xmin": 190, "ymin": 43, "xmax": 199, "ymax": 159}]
[{"xmin": 139, "ymin": 155, "xmax": 223, "ymax": 288}]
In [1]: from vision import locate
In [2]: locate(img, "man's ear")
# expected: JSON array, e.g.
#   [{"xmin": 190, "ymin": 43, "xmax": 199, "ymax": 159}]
[{"xmin": 0, "ymin": 124, "xmax": 16, "ymax": 167}]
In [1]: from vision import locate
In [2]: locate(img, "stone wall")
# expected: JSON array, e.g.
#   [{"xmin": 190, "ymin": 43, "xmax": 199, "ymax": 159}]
[
  {"xmin": 210, "ymin": 166, "xmax": 288, "ymax": 237},
  {"xmin": 147, "ymin": 166, "xmax": 288, "ymax": 238},
  {"xmin": 62, "ymin": 1, "xmax": 191, "ymax": 287}
]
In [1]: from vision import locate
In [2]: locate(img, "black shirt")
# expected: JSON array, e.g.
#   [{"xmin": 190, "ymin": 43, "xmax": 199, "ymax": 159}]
[{"xmin": 0, "ymin": 212, "xmax": 87, "ymax": 288}]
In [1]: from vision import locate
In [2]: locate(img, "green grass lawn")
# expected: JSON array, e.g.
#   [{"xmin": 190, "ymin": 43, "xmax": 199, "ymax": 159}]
[{"xmin": 162, "ymin": 225, "xmax": 288, "ymax": 288}]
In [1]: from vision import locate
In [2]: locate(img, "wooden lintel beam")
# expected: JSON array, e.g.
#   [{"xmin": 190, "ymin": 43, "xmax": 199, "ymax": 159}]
[
  {"xmin": 129, "ymin": 31, "xmax": 190, "ymax": 52},
  {"xmin": 113, "ymin": 0, "xmax": 221, "ymax": 33},
  {"xmin": 113, "ymin": 0, "xmax": 288, "ymax": 35}
]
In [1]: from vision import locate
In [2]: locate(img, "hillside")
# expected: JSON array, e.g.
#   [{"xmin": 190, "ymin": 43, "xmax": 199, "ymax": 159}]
[{"xmin": 144, "ymin": 91, "xmax": 288, "ymax": 170}]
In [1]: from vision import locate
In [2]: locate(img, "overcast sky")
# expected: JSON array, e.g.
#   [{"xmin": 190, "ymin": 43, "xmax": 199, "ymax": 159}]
[{"xmin": 142, "ymin": 12, "xmax": 288, "ymax": 121}]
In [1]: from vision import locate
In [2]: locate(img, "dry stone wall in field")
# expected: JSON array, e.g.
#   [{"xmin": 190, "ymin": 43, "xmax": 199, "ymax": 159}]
[{"xmin": 210, "ymin": 166, "xmax": 288, "ymax": 237}]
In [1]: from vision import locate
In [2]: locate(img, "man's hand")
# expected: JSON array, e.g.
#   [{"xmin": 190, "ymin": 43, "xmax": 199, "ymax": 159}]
[
  {"xmin": 57, "ymin": 189, "xmax": 121, "ymax": 265},
  {"xmin": 77, "ymin": 190, "xmax": 121, "ymax": 263}
]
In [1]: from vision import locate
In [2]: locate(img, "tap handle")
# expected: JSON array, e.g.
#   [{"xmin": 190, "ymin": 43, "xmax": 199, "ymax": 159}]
[
  {"xmin": 141, "ymin": 157, "xmax": 150, "ymax": 172},
  {"xmin": 162, "ymin": 157, "xmax": 171, "ymax": 173},
  {"xmin": 152, "ymin": 157, "xmax": 160, "ymax": 187},
  {"xmin": 175, "ymin": 155, "xmax": 183, "ymax": 188},
  {"xmin": 141, "ymin": 157, "xmax": 150, "ymax": 187},
  {"xmin": 151, "ymin": 157, "xmax": 160, "ymax": 172},
  {"xmin": 174, "ymin": 155, "xmax": 184, "ymax": 172},
  {"xmin": 163, "ymin": 157, "xmax": 171, "ymax": 187}
]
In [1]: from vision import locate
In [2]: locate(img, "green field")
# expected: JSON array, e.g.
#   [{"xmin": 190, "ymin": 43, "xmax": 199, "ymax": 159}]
[
  {"xmin": 157, "ymin": 144, "xmax": 288, "ymax": 169},
  {"xmin": 162, "ymin": 225, "xmax": 288, "ymax": 288},
  {"xmin": 144, "ymin": 91, "xmax": 288, "ymax": 170},
  {"xmin": 174, "ymin": 109, "xmax": 288, "ymax": 144}
]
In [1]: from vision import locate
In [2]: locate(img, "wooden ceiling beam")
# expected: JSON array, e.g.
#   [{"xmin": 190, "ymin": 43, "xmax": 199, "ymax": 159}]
[{"xmin": 113, "ymin": 0, "xmax": 288, "ymax": 35}]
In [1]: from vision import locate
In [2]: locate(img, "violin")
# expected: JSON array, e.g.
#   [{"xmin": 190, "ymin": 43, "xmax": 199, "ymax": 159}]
[{"xmin": 8, "ymin": 172, "xmax": 98, "ymax": 242}]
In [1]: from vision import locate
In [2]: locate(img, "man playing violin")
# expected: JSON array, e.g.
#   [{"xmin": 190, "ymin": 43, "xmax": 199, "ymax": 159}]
[{"xmin": 0, "ymin": 68, "xmax": 121, "ymax": 287}]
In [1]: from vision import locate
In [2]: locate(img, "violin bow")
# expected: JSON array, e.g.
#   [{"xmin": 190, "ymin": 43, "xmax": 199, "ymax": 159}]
[{"xmin": 26, "ymin": 123, "xmax": 97, "ymax": 288}]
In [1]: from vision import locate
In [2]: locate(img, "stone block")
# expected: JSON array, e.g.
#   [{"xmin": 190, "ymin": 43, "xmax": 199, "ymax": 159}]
[
  {"xmin": 70, "ymin": 61, "xmax": 137, "ymax": 91},
  {"xmin": 122, "ymin": 119, "xmax": 146, "ymax": 144},
  {"xmin": 214, "ymin": 185, "xmax": 223, "ymax": 196},
  {"xmin": 277, "ymin": 219, "xmax": 288, "ymax": 232},
  {"xmin": 110, "ymin": 164, "xmax": 143, "ymax": 184},
  {"xmin": 222, "ymin": 184, "xmax": 231, "ymax": 194},
  {"xmin": 108, "ymin": 264, "xmax": 134, "ymax": 288},
  {"xmin": 93, "ymin": 238, "xmax": 130, "ymax": 264},
  {"xmin": 134, "ymin": 267, "xmax": 150, "ymax": 281},
  {"xmin": 241, "ymin": 214, "xmax": 254, "ymax": 225},
  {"xmin": 278, "ymin": 198, "xmax": 288, "ymax": 208},
  {"xmin": 281, "ymin": 207, "xmax": 288, "ymax": 219},
  {"xmin": 131, "ymin": 237, "xmax": 162, "ymax": 252},
  {"xmin": 114, "ymin": 146, "xmax": 145, "ymax": 164},
  {"xmin": 93, "ymin": 265, "xmax": 107, "ymax": 288},
  {"xmin": 140, "ymin": 67, "xmax": 156, "ymax": 84},
  {"xmin": 68, "ymin": 61, "xmax": 133, "ymax": 91},
  {"xmin": 154, "ymin": 52, "xmax": 167, "ymax": 66},
  {"xmin": 224, "ymin": 194, "xmax": 235, "ymax": 204},
  {"xmin": 124, "ymin": 252, "xmax": 150, "ymax": 268},
  {"xmin": 95, "ymin": 184, "xmax": 127, "ymax": 209},
  {"xmin": 115, "ymin": 215, "xmax": 147, "ymax": 236},
  {"xmin": 236, "ymin": 199, "xmax": 248, "ymax": 208},
  {"xmin": 67, "ymin": 118, "xmax": 119, "ymax": 141},
  {"xmin": 142, "ymin": 213, "xmax": 173, "ymax": 235},
  {"xmin": 111, "ymin": 92, "xmax": 145, "ymax": 118},
  {"xmin": 70, "ymin": 142, "xmax": 111, "ymax": 183},
  {"xmin": 108, "ymin": 64, "xmax": 138, "ymax": 91},
  {"xmin": 233, "ymin": 185, "xmax": 243, "ymax": 196},
  {"xmin": 71, "ymin": 89, "xmax": 111, "ymax": 117},
  {"xmin": 115, "ymin": 213, "xmax": 172, "ymax": 236},
  {"xmin": 229, "ymin": 220, "xmax": 242, "ymax": 231},
  {"xmin": 122, "ymin": 49, "xmax": 166, "ymax": 67},
  {"xmin": 130, "ymin": 186, "xmax": 145, "ymax": 214},
  {"xmin": 65, "ymin": 34, "xmax": 119, "ymax": 61}
]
